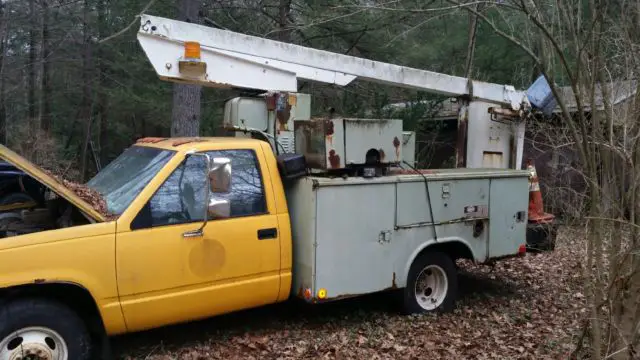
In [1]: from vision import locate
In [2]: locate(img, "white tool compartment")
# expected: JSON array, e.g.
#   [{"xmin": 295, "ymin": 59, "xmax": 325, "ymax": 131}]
[{"xmin": 285, "ymin": 169, "xmax": 529, "ymax": 303}]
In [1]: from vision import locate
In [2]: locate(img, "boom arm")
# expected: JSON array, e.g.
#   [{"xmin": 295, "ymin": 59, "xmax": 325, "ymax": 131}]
[{"xmin": 137, "ymin": 14, "xmax": 529, "ymax": 110}]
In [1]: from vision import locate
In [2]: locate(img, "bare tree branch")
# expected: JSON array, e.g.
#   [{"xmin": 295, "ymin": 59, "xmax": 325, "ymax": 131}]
[{"xmin": 98, "ymin": 0, "xmax": 157, "ymax": 44}]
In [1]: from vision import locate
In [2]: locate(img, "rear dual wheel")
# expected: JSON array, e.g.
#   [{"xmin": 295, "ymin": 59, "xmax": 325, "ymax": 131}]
[{"xmin": 403, "ymin": 251, "xmax": 458, "ymax": 314}]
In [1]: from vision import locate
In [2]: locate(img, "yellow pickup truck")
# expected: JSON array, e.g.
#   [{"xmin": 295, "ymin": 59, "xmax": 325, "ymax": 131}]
[{"xmin": 0, "ymin": 135, "xmax": 529, "ymax": 360}]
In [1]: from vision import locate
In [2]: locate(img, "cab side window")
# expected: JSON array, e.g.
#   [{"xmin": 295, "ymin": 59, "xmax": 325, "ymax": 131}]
[
  {"xmin": 204, "ymin": 149, "xmax": 267, "ymax": 217},
  {"xmin": 131, "ymin": 149, "xmax": 267, "ymax": 229}
]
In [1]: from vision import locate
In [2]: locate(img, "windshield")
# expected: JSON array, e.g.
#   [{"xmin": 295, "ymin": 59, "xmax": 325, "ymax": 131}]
[{"xmin": 87, "ymin": 146, "xmax": 175, "ymax": 215}]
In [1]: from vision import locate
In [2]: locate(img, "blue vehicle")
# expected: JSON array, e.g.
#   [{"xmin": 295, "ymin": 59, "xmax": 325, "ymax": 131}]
[{"xmin": 0, "ymin": 160, "xmax": 45, "ymax": 208}]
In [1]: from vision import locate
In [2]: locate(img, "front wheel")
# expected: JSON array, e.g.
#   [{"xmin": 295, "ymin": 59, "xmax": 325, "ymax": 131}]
[
  {"xmin": 0, "ymin": 299, "xmax": 92, "ymax": 360},
  {"xmin": 402, "ymin": 251, "xmax": 458, "ymax": 314}
]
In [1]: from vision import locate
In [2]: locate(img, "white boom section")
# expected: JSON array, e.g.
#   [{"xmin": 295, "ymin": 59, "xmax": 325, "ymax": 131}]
[{"xmin": 137, "ymin": 14, "xmax": 529, "ymax": 110}]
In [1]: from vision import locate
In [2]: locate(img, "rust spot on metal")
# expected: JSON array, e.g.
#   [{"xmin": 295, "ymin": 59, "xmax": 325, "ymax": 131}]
[
  {"xmin": 34, "ymin": 279, "xmax": 46, "ymax": 284},
  {"xmin": 266, "ymin": 94, "xmax": 277, "ymax": 110},
  {"xmin": 328, "ymin": 149, "xmax": 340, "ymax": 168},
  {"xmin": 276, "ymin": 93, "xmax": 292, "ymax": 131},
  {"xmin": 393, "ymin": 136, "xmax": 400, "ymax": 159},
  {"xmin": 325, "ymin": 120, "xmax": 334, "ymax": 147},
  {"xmin": 136, "ymin": 137, "xmax": 167, "ymax": 144},
  {"xmin": 456, "ymin": 107, "xmax": 468, "ymax": 168},
  {"xmin": 297, "ymin": 286, "xmax": 315, "ymax": 302},
  {"xmin": 172, "ymin": 138, "xmax": 207, "ymax": 146},
  {"xmin": 294, "ymin": 120, "xmax": 334, "ymax": 169},
  {"xmin": 325, "ymin": 120, "xmax": 334, "ymax": 136}
]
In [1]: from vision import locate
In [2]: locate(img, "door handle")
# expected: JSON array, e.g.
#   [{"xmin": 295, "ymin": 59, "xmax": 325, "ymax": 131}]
[{"xmin": 257, "ymin": 228, "xmax": 278, "ymax": 240}]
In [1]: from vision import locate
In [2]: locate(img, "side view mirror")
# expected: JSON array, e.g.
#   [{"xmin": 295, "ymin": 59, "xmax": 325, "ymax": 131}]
[
  {"xmin": 209, "ymin": 157, "xmax": 231, "ymax": 193},
  {"xmin": 208, "ymin": 157, "xmax": 231, "ymax": 219},
  {"xmin": 208, "ymin": 197, "xmax": 230, "ymax": 219},
  {"xmin": 183, "ymin": 154, "xmax": 232, "ymax": 238}
]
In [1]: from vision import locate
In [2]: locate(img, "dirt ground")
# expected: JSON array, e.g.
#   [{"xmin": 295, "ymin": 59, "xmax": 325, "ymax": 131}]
[{"xmin": 113, "ymin": 227, "xmax": 585, "ymax": 360}]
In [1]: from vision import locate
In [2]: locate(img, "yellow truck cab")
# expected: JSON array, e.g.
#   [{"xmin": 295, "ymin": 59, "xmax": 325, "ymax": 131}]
[
  {"xmin": 0, "ymin": 133, "xmax": 530, "ymax": 360},
  {"xmin": 0, "ymin": 137, "xmax": 293, "ymax": 359}
]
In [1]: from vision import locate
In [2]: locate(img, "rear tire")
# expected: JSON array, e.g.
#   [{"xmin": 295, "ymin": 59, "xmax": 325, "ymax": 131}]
[
  {"xmin": 402, "ymin": 251, "xmax": 458, "ymax": 314},
  {"xmin": 0, "ymin": 298, "xmax": 92, "ymax": 360}
]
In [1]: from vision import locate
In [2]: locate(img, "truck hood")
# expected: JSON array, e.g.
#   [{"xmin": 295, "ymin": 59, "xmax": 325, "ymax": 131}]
[{"xmin": 0, "ymin": 144, "xmax": 105, "ymax": 222}]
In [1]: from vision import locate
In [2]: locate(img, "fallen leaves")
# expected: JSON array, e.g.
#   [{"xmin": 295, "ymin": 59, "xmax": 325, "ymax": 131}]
[
  {"xmin": 42, "ymin": 170, "xmax": 115, "ymax": 218},
  {"xmin": 115, "ymin": 227, "xmax": 587, "ymax": 360}
]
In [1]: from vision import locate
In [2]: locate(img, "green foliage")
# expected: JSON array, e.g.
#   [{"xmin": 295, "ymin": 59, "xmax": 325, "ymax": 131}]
[{"xmin": 0, "ymin": 0, "xmax": 537, "ymax": 176}]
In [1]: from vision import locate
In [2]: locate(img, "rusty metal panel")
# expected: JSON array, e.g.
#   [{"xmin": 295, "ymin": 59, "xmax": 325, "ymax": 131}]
[
  {"xmin": 402, "ymin": 132, "xmax": 416, "ymax": 167},
  {"xmin": 343, "ymin": 118, "xmax": 403, "ymax": 165},
  {"xmin": 294, "ymin": 118, "xmax": 345, "ymax": 169},
  {"xmin": 294, "ymin": 117, "xmax": 403, "ymax": 170}
]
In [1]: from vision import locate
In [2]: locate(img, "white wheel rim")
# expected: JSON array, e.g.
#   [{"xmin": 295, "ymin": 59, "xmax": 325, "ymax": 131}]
[
  {"xmin": 414, "ymin": 264, "xmax": 448, "ymax": 310},
  {"xmin": 0, "ymin": 326, "xmax": 68, "ymax": 360}
]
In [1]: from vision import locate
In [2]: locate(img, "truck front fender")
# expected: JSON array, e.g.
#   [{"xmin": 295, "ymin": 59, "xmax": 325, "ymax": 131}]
[{"xmin": 0, "ymin": 222, "xmax": 126, "ymax": 335}]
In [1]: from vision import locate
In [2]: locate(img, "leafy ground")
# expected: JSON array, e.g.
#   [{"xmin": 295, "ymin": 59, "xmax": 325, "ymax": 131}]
[{"xmin": 113, "ymin": 227, "xmax": 586, "ymax": 360}]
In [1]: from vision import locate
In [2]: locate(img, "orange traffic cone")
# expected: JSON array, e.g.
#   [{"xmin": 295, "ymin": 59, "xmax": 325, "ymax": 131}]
[{"xmin": 526, "ymin": 159, "xmax": 554, "ymax": 223}]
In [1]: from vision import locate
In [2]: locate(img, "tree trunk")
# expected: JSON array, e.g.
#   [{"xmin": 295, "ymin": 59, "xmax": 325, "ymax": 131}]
[
  {"xmin": 464, "ymin": 3, "xmax": 482, "ymax": 79},
  {"xmin": 97, "ymin": 0, "xmax": 108, "ymax": 164},
  {"xmin": 79, "ymin": 0, "xmax": 93, "ymax": 181},
  {"xmin": 0, "ymin": 1, "xmax": 7, "ymax": 143},
  {"xmin": 278, "ymin": 0, "xmax": 292, "ymax": 42},
  {"xmin": 171, "ymin": 0, "xmax": 202, "ymax": 137},
  {"xmin": 28, "ymin": 0, "xmax": 37, "ymax": 131},
  {"xmin": 40, "ymin": 0, "xmax": 52, "ymax": 134},
  {"xmin": 98, "ymin": 95, "xmax": 108, "ymax": 165}
]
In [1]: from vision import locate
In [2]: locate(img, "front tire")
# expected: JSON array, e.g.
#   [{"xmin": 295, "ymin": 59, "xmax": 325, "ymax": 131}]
[
  {"xmin": 0, "ymin": 298, "xmax": 92, "ymax": 360},
  {"xmin": 403, "ymin": 251, "xmax": 458, "ymax": 314}
]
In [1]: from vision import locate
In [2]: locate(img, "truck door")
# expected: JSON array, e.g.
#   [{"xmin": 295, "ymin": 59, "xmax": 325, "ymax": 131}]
[{"xmin": 115, "ymin": 146, "xmax": 281, "ymax": 332}]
